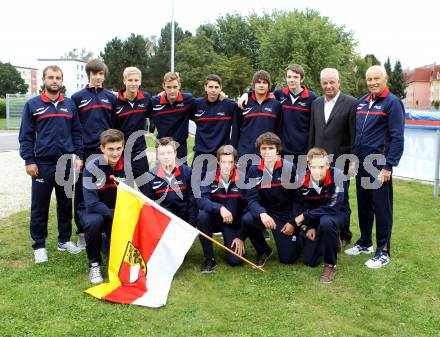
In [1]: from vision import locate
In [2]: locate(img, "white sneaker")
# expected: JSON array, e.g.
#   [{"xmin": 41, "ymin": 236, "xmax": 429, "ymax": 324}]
[
  {"xmin": 344, "ymin": 244, "xmax": 373, "ymax": 256},
  {"xmin": 34, "ymin": 248, "xmax": 48, "ymax": 264},
  {"xmin": 364, "ymin": 252, "xmax": 390, "ymax": 269},
  {"xmin": 77, "ymin": 233, "xmax": 86, "ymax": 251},
  {"xmin": 89, "ymin": 262, "xmax": 103, "ymax": 284},
  {"xmin": 57, "ymin": 241, "xmax": 81, "ymax": 254}
]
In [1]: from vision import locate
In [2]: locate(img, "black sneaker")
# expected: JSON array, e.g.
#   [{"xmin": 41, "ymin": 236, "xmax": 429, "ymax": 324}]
[
  {"xmin": 255, "ymin": 248, "xmax": 273, "ymax": 268},
  {"xmin": 200, "ymin": 258, "xmax": 217, "ymax": 273},
  {"xmin": 263, "ymin": 230, "xmax": 271, "ymax": 241}
]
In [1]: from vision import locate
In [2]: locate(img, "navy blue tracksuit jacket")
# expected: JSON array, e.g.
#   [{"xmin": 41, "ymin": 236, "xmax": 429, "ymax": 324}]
[
  {"xmin": 19, "ymin": 91, "xmax": 83, "ymax": 164},
  {"xmin": 83, "ymin": 156, "xmax": 126, "ymax": 218},
  {"xmin": 245, "ymin": 159, "xmax": 298, "ymax": 224},
  {"xmin": 144, "ymin": 164, "xmax": 197, "ymax": 226},
  {"xmin": 234, "ymin": 92, "xmax": 281, "ymax": 157},
  {"xmin": 71, "ymin": 86, "xmax": 116, "ymax": 152},
  {"xmin": 151, "ymin": 92, "xmax": 195, "ymax": 160},
  {"xmin": 353, "ymin": 87, "xmax": 405, "ymax": 170},
  {"xmin": 274, "ymin": 86, "xmax": 317, "ymax": 156},
  {"xmin": 196, "ymin": 168, "xmax": 246, "ymax": 236},
  {"xmin": 193, "ymin": 97, "xmax": 238, "ymax": 154},
  {"xmin": 114, "ymin": 88, "xmax": 152, "ymax": 153},
  {"xmin": 298, "ymin": 167, "xmax": 346, "ymax": 224}
]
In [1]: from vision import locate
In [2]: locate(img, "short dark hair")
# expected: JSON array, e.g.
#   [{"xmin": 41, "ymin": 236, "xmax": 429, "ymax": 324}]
[
  {"xmin": 217, "ymin": 145, "xmax": 237, "ymax": 162},
  {"xmin": 86, "ymin": 58, "xmax": 109, "ymax": 78},
  {"xmin": 252, "ymin": 70, "xmax": 272, "ymax": 89},
  {"xmin": 156, "ymin": 137, "xmax": 177, "ymax": 151},
  {"xmin": 100, "ymin": 129, "xmax": 124, "ymax": 146},
  {"xmin": 307, "ymin": 147, "xmax": 329, "ymax": 163},
  {"xmin": 205, "ymin": 74, "xmax": 223, "ymax": 86},
  {"xmin": 285, "ymin": 64, "xmax": 305, "ymax": 80},
  {"xmin": 43, "ymin": 65, "xmax": 63, "ymax": 79},
  {"xmin": 255, "ymin": 132, "xmax": 281, "ymax": 153}
]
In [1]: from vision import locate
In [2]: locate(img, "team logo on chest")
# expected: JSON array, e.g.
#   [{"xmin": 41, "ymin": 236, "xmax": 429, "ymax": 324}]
[
  {"xmin": 78, "ymin": 98, "xmax": 92, "ymax": 108},
  {"xmin": 153, "ymin": 105, "xmax": 166, "ymax": 111},
  {"xmin": 195, "ymin": 110, "xmax": 206, "ymax": 117},
  {"xmin": 33, "ymin": 107, "xmax": 50, "ymax": 116}
]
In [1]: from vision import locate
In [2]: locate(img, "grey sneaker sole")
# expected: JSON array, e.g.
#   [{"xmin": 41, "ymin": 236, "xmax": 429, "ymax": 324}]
[{"xmin": 57, "ymin": 246, "xmax": 81, "ymax": 254}]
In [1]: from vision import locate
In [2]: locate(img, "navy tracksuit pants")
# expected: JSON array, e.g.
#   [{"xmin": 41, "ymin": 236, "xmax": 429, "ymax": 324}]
[
  {"xmin": 30, "ymin": 161, "xmax": 73, "ymax": 250},
  {"xmin": 197, "ymin": 210, "xmax": 243, "ymax": 266},
  {"xmin": 82, "ymin": 213, "xmax": 113, "ymax": 266},
  {"xmin": 74, "ymin": 148, "xmax": 101, "ymax": 234},
  {"xmin": 125, "ymin": 149, "xmax": 149, "ymax": 195},
  {"xmin": 355, "ymin": 161, "xmax": 393, "ymax": 255},
  {"xmin": 242, "ymin": 211, "xmax": 298, "ymax": 264},
  {"xmin": 298, "ymin": 214, "xmax": 345, "ymax": 267}
]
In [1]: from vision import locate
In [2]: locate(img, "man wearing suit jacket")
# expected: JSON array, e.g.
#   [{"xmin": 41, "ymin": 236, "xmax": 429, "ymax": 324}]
[{"xmin": 308, "ymin": 68, "xmax": 357, "ymax": 247}]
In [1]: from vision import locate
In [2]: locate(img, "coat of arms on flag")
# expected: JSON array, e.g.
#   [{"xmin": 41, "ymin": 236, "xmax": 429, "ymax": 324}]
[
  {"xmin": 119, "ymin": 241, "xmax": 147, "ymax": 284},
  {"xmin": 85, "ymin": 180, "xmax": 199, "ymax": 308}
]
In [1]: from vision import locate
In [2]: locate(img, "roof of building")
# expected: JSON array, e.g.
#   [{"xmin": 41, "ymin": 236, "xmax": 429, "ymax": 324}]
[
  {"xmin": 404, "ymin": 64, "xmax": 440, "ymax": 83},
  {"xmin": 37, "ymin": 58, "xmax": 86, "ymax": 63},
  {"xmin": 13, "ymin": 65, "xmax": 38, "ymax": 70}
]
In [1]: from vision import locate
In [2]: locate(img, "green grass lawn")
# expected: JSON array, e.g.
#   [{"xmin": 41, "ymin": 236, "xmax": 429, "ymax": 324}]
[
  {"xmin": 0, "ymin": 117, "xmax": 21, "ymax": 130},
  {"xmin": 1, "ymin": 180, "xmax": 439, "ymax": 335}
]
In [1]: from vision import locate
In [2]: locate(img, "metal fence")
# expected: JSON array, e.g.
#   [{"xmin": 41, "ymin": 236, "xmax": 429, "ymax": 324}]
[{"xmin": 6, "ymin": 94, "xmax": 33, "ymax": 129}]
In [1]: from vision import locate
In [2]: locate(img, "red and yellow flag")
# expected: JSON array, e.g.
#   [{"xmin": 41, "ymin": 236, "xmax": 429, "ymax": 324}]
[{"xmin": 85, "ymin": 181, "xmax": 199, "ymax": 308}]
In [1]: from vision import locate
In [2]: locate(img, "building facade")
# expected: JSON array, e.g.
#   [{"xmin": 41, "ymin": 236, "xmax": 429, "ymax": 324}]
[
  {"xmin": 14, "ymin": 65, "xmax": 38, "ymax": 95},
  {"xmin": 404, "ymin": 64, "xmax": 440, "ymax": 109},
  {"xmin": 37, "ymin": 58, "xmax": 89, "ymax": 97}
]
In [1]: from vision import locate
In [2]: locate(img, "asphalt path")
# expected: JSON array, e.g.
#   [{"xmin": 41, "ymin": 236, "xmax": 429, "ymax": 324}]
[{"xmin": 0, "ymin": 131, "xmax": 19, "ymax": 152}]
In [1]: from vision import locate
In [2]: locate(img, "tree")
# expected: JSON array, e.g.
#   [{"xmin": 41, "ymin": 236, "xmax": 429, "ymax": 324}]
[
  {"xmin": 364, "ymin": 54, "xmax": 381, "ymax": 65},
  {"xmin": 390, "ymin": 60, "xmax": 407, "ymax": 99},
  {"xmin": 175, "ymin": 33, "xmax": 223, "ymax": 96},
  {"xmin": 352, "ymin": 56, "xmax": 370, "ymax": 98},
  {"xmin": 175, "ymin": 30, "xmax": 254, "ymax": 98},
  {"xmin": 63, "ymin": 48, "xmax": 94, "ymax": 62},
  {"xmin": 149, "ymin": 22, "xmax": 192, "ymax": 93},
  {"xmin": 384, "ymin": 57, "xmax": 393, "ymax": 82},
  {"xmin": 257, "ymin": 10, "xmax": 356, "ymax": 93},
  {"xmin": 0, "ymin": 62, "xmax": 28, "ymax": 97},
  {"xmin": 100, "ymin": 34, "xmax": 156, "ymax": 91},
  {"xmin": 217, "ymin": 55, "xmax": 254, "ymax": 98},
  {"xmin": 214, "ymin": 14, "xmax": 261, "ymax": 69}
]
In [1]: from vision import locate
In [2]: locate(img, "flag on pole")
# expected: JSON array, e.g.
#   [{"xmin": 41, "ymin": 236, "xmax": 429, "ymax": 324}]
[{"xmin": 85, "ymin": 180, "xmax": 199, "ymax": 308}]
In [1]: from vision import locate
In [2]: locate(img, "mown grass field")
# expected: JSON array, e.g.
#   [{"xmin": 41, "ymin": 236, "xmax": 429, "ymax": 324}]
[{"xmin": 0, "ymin": 177, "xmax": 439, "ymax": 337}]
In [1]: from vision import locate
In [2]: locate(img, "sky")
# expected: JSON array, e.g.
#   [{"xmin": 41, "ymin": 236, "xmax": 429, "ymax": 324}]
[{"xmin": 1, "ymin": 0, "xmax": 438, "ymax": 70}]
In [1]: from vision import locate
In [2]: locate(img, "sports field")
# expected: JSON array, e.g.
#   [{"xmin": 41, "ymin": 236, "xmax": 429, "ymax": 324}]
[{"xmin": 0, "ymin": 178, "xmax": 439, "ymax": 337}]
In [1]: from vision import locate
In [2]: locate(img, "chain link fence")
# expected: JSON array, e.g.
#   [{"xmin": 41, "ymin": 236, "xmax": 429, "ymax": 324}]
[{"xmin": 6, "ymin": 94, "xmax": 34, "ymax": 129}]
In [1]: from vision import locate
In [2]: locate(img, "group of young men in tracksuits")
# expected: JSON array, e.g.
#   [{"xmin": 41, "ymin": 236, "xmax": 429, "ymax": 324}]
[{"xmin": 19, "ymin": 57, "xmax": 404, "ymax": 284}]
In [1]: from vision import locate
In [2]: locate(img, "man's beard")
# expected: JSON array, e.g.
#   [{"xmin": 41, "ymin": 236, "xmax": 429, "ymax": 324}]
[{"xmin": 45, "ymin": 85, "xmax": 60, "ymax": 94}]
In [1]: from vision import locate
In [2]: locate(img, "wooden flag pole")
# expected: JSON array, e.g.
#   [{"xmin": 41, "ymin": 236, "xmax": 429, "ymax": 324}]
[
  {"xmin": 197, "ymin": 231, "xmax": 265, "ymax": 272},
  {"xmin": 110, "ymin": 175, "xmax": 266, "ymax": 272}
]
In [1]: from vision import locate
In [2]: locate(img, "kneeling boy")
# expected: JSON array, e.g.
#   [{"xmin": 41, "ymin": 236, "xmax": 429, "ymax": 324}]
[
  {"xmin": 295, "ymin": 147, "xmax": 347, "ymax": 283},
  {"xmin": 144, "ymin": 137, "xmax": 197, "ymax": 226},
  {"xmin": 196, "ymin": 145, "xmax": 246, "ymax": 272},
  {"xmin": 82, "ymin": 129, "xmax": 126, "ymax": 284},
  {"xmin": 243, "ymin": 132, "xmax": 299, "ymax": 267}
]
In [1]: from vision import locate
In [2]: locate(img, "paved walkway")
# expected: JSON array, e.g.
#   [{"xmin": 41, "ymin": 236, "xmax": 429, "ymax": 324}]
[{"xmin": 0, "ymin": 150, "xmax": 31, "ymax": 218}]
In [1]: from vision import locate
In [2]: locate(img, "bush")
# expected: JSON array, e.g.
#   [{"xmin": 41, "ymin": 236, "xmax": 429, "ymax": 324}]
[
  {"xmin": 0, "ymin": 98, "xmax": 6, "ymax": 118},
  {"xmin": 432, "ymin": 100, "xmax": 440, "ymax": 110}
]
